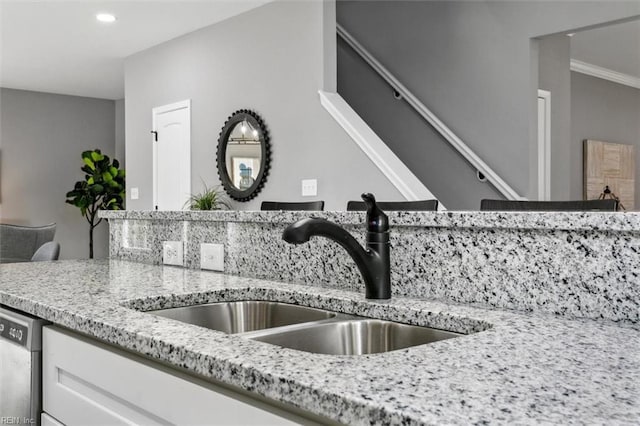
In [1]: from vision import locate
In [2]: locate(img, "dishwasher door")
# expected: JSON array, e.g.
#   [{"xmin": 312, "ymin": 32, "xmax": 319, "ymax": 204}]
[{"xmin": 0, "ymin": 306, "xmax": 48, "ymax": 424}]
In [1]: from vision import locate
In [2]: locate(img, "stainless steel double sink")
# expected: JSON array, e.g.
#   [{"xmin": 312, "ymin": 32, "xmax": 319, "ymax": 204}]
[{"xmin": 148, "ymin": 301, "xmax": 461, "ymax": 355}]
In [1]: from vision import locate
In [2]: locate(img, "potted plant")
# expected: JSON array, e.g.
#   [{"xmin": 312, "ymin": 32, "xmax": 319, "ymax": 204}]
[
  {"xmin": 186, "ymin": 182, "xmax": 230, "ymax": 210},
  {"xmin": 66, "ymin": 149, "xmax": 125, "ymax": 258}
]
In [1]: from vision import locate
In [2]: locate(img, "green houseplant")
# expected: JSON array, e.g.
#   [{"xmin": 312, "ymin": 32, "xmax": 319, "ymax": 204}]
[
  {"xmin": 186, "ymin": 182, "xmax": 230, "ymax": 210},
  {"xmin": 66, "ymin": 149, "xmax": 125, "ymax": 258}
]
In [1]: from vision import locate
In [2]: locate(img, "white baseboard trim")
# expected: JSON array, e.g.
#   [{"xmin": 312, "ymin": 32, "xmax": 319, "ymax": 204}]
[{"xmin": 319, "ymin": 90, "xmax": 444, "ymax": 209}]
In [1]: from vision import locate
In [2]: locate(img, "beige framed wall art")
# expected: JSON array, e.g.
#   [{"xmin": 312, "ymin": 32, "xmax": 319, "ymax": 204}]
[{"xmin": 584, "ymin": 139, "xmax": 635, "ymax": 210}]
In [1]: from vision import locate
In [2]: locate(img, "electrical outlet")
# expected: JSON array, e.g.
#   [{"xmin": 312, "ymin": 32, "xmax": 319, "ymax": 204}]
[
  {"xmin": 201, "ymin": 243, "xmax": 224, "ymax": 271},
  {"xmin": 162, "ymin": 241, "xmax": 183, "ymax": 266},
  {"xmin": 131, "ymin": 187, "xmax": 139, "ymax": 200},
  {"xmin": 301, "ymin": 179, "xmax": 317, "ymax": 196}
]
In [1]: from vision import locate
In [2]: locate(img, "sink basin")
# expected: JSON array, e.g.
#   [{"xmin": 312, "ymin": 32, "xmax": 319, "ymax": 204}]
[
  {"xmin": 148, "ymin": 301, "xmax": 335, "ymax": 334},
  {"xmin": 250, "ymin": 319, "xmax": 461, "ymax": 355},
  {"xmin": 146, "ymin": 300, "xmax": 465, "ymax": 355}
]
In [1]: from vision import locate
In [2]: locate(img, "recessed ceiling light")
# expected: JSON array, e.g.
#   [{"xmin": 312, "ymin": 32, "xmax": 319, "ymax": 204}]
[{"xmin": 96, "ymin": 13, "xmax": 117, "ymax": 23}]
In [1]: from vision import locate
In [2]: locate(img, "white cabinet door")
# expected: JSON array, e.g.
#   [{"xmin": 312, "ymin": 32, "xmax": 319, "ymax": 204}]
[
  {"xmin": 41, "ymin": 413, "xmax": 65, "ymax": 426},
  {"xmin": 43, "ymin": 326, "xmax": 304, "ymax": 425}
]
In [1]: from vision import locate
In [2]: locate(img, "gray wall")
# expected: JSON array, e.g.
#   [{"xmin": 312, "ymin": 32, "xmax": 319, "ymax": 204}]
[
  {"xmin": 337, "ymin": 37, "xmax": 502, "ymax": 210},
  {"xmin": 337, "ymin": 1, "xmax": 640, "ymax": 204},
  {"xmin": 0, "ymin": 88, "xmax": 116, "ymax": 259},
  {"xmin": 124, "ymin": 0, "xmax": 402, "ymax": 212},
  {"xmin": 115, "ymin": 99, "xmax": 125, "ymax": 170},
  {"xmin": 538, "ymin": 34, "xmax": 572, "ymax": 200},
  {"xmin": 570, "ymin": 73, "xmax": 640, "ymax": 203}
]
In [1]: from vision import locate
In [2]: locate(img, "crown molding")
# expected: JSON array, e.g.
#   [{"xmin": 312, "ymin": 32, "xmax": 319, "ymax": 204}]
[{"xmin": 570, "ymin": 59, "xmax": 640, "ymax": 90}]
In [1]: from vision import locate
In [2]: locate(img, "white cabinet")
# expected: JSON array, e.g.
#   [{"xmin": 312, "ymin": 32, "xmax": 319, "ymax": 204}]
[
  {"xmin": 42, "ymin": 326, "xmax": 317, "ymax": 425},
  {"xmin": 41, "ymin": 413, "xmax": 65, "ymax": 426}
]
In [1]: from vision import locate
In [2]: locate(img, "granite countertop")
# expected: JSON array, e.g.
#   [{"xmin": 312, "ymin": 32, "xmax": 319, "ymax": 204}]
[
  {"xmin": 1, "ymin": 260, "xmax": 639, "ymax": 425},
  {"xmin": 100, "ymin": 209, "xmax": 640, "ymax": 232}
]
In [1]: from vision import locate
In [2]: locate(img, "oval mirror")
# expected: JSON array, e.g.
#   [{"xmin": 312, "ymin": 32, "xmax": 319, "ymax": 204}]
[{"xmin": 216, "ymin": 110, "xmax": 271, "ymax": 201}]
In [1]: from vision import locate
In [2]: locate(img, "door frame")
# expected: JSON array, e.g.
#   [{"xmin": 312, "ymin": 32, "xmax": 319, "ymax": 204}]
[
  {"xmin": 537, "ymin": 90, "xmax": 551, "ymax": 201},
  {"xmin": 152, "ymin": 99, "xmax": 191, "ymax": 210}
]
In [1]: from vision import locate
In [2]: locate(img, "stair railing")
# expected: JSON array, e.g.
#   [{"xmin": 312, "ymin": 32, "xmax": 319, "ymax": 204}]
[{"xmin": 337, "ymin": 23, "xmax": 523, "ymax": 201}]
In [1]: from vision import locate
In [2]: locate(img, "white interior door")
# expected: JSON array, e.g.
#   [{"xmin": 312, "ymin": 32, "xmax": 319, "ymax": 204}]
[{"xmin": 152, "ymin": 100, "xmax": 191, "ymax": 210}]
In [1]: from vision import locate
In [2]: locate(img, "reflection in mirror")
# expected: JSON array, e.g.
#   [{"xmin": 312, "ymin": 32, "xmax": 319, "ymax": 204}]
[
  {"xmin": 226, "ymin": 121, "xmax": 262, "ymax": 190},
  {"xmin": 216, "ymin": 110, "xmax": 271, "ymax": 201}
]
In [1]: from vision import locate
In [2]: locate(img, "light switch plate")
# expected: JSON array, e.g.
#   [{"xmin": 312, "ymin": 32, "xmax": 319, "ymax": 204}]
[
  {"xmin": 201, "ymin": 243, "xmax": 224, "ymax": 271},
  {"xmin": 301, "ymin": 179, "xmax": 317, "ymax": 196},
  {"xmin": 162, "ymin": 241, "xmax": 183, "ymax": 266},
  {"xmin": 130, "ymin": 187, "xmax": 139, "ymax": 200}
]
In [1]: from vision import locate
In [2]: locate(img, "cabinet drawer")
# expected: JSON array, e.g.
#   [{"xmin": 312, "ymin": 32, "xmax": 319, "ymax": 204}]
[
  {"xmin": 41, "ymin": 413, "xmax": 64, "ymax": 426},
  {"xmin": 43, "ymin": 326, "xmax": 304, "ymax": 425}
]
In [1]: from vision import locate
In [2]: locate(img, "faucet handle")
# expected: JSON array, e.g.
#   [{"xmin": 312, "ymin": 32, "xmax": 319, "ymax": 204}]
[{"xmin": 362, "ymin": 193, "xmax": 389, "ymax": 232}]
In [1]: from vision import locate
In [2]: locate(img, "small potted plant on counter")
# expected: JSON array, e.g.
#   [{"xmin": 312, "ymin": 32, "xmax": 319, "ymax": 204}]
[{"xmin": 186, "ymin": 182, "xmax": 230, "ymax": 210}]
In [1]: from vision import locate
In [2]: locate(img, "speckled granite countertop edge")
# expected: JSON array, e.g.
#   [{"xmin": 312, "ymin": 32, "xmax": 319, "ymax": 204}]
[{"xmin": 99, "ymin": 209, "xmax": 640, "ymax": 232}]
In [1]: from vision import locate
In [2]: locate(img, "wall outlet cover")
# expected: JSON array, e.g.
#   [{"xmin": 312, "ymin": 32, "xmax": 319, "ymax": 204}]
[
  {"xmin": 162, "ymin": 241, "xmax": 183, "ymax": 266},
  {"xmin": 131, "ymin": 187, "xmax": 139, "ymax": 200},
  {"xmin": 201, "ymin": 243, "xmax": 224, "ymax": 271},
  {"xmin": 301, "ymin": 179, "xmax": 317, "ymax": 197}
]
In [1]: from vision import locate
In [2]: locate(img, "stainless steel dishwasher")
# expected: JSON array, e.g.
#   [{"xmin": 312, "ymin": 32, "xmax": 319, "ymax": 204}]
[{"xmin": 0, "ymin": 305, "xmax": 49, "ymax": 424}]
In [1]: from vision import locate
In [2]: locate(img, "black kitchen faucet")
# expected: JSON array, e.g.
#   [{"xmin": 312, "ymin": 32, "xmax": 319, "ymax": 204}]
[{"xmin": 282, "ymin": 193, "xmax": 391, "ymax": 299}]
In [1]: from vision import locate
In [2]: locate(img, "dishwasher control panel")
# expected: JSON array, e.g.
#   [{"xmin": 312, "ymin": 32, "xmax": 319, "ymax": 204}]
[
  {"xmin": 0, "ymin": 306, "xmax": 48, "ymax": 350},
  {"xmin": 0, "ymin": 316, "xmax": 29, "ymax": 346}
]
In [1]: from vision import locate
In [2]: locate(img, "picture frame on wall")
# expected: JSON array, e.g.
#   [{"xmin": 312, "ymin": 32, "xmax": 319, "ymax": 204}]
[{"xmin": 583, "ymin": 139, "xmax": 635, "ymax": 210}]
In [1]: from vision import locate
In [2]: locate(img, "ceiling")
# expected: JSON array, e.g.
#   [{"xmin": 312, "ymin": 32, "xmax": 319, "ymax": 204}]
[
  {"xmin": 1, "ymin": 1, "xmax": 637, "ymax": 101},
  {"xmin": 571, "ymin": 18, "xmax": 640, "ymax": 79},
  {"xmin": 0, "ymin": 1, "xmax": 271, "ymax": 100}
]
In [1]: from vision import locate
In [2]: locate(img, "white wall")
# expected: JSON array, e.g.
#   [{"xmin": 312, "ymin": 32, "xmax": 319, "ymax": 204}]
[{"xmin": 124, "ymin": 0, "xmax": 402, "ymax": 211}]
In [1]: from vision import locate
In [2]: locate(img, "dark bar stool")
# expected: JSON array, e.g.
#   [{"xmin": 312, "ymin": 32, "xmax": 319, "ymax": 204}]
[
  {"xmin": 261, "ymin": 201, "xmax": 325, "ymax": 211},
  {"xmin": 346, "ymin": 199, "xmax": 438, "ymax": 211},
  {"xmin": 479, "ymin": 199, "xmax": 618, "ymax": 211}
]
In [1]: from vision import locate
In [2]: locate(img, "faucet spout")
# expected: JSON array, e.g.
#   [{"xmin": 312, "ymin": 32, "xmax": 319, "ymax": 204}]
[
  {"xmin": 282, "ymin": 194, "xmax": 391, "ymax": 299},
  {"xmin": 283, "ymin": 218, "xmax": 374, "ymax": 268}
]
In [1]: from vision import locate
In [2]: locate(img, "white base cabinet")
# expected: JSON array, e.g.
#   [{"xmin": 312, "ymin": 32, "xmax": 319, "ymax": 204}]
[{"xmin": 42, "ymin": 326, "xmax": 319, "ymax": 425}]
